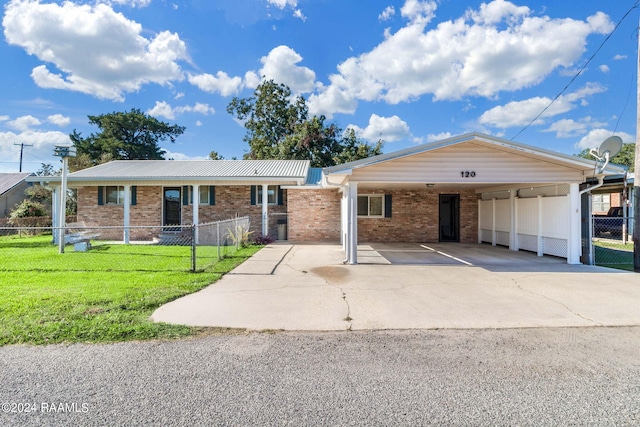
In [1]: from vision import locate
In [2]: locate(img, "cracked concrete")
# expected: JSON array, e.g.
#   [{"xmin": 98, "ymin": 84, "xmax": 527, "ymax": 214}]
[{"xmin": 152, "ymin": 243, "xmax": 640, "ymax": 331}]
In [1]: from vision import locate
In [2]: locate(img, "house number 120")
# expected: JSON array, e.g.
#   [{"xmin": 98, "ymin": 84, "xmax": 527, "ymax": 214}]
[{"xmin": 461, "ymin": 171, "xmax": 476, "ymax": 178}]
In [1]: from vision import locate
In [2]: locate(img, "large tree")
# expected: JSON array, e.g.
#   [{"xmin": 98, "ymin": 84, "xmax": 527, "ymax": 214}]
[
  {"xmin": 577, "ymin": 143, "xmax": 635, "ymax": 172},
  {"xmin": 227, "ymin": 80, "xmax": 382, "ymax": 167},
  {"xmin": 70, "ymin": 108, "xmax": 185, "ymax": 170}
]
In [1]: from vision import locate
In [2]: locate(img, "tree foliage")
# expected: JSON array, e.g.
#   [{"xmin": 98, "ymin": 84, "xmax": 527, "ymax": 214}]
[
  {"xmin": 70, "ymin": 108, "xmax": 185, "ymax": 170},
  {"xmin": 227, "ymin": 80, "xmax": 382, "ymax": 167},
  {"xmin": 576, "ymin": 143, "xmax": 635, "ymax": 172}
]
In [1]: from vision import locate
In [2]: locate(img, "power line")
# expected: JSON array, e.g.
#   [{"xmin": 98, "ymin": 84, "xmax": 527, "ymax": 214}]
[{"xmin": 510, "ymin": 1, "xmax": 640, "ymax": 141}]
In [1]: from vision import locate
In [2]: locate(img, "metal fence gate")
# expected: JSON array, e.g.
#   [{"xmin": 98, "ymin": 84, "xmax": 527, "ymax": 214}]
[{"xmin": 591, "ymin": 216, "xmax": 634, "ymax": 270}]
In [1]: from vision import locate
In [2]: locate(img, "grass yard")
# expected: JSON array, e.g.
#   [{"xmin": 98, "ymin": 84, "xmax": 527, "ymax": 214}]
[
  {"xmin": 593, "ymin": 240, "xmax": 634, "ymax": 271},
  {"xmin": 0, "ymin": 235, "xmax": 261, "ymax": 346}
]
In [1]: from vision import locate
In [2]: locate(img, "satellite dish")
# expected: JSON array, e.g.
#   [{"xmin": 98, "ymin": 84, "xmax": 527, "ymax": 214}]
[{"xmin": 590, "ymin": 135, "xmax": 623, "ymax": 174}]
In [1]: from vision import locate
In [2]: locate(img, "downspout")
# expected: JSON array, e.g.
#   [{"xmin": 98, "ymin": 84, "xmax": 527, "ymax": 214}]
[{"xmin": 579, "ymin": 175, "xmax": 605, "ymax": 195}]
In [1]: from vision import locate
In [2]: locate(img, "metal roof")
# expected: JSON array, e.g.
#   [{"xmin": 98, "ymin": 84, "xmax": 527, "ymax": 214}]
[
  {"xmin": 0, "ymin": 173, "xmax": 32, "ymax": 195},
  {"xmin": 304, "ymin": 168, "xmax": 323, "ymax": 186},
  {"xmin": 37, "ymin": 160, "xmax": 311, "ymax": 182}
]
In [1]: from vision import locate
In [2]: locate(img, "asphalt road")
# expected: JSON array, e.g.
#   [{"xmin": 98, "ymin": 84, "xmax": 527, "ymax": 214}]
[{"xmin": 1, "ymin": 327, "xmax": 639, "ymax": 426}]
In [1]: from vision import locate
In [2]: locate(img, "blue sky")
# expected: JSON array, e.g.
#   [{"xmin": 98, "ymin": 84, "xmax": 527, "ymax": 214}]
[{"xmin": 1, "ymin": 0, "xmax": 638, "ymax": 173}]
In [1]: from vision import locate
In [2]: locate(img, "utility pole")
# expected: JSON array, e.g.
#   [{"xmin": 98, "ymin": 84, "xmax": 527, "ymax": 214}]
[
  {"xmin": 13, "ymin": 142, "xmax": 33, "ymax": 172},
  {"xmin": 634, "ymin": 19, "xmax": 640, "ymax": 272}
]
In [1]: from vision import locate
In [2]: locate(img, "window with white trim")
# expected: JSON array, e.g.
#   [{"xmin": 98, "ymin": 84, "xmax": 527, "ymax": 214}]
[
  {"xmin": 198, "ymin": 186, "xmax": 210, "ymax": 205},
  {"xmin": 592, "ymin": 194, "xmax": 610, "ymax": 213},
  {"xmin": 106, "ymin": 186, "xmax": 124, "ymax": 205},
  {"xmin": 357, "ymin": 195, "xmax": 384, "ymax": 217},
  {"xmin": 258, "ymin": 185, "xmax": 278, "ymax": 205}
]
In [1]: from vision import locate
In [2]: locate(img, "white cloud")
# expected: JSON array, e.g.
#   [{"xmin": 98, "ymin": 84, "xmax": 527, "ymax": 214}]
[
  {"xmin": 103, "ymin": 0, "xmax": 152, "ymax": 7},
  {"xmin": 613, "ymin": 54, "xmax": 627, "ymax": 60},
  {"xmin": 478, "ymin": 83, "xmax": 606, "ymax": 128},
  {"xmin": 599, "ymin": 64, "xmax": 610, "ymax": 73},
  {"xmin": 310, "ymin": 0, "xmax": 613, "ymax": 117},
  {"xmin": 293, "ymin": 9, "xmax": 306, "ymax": 21},
  {"xmin": 267, "ymin": 0, "xmax": 297, "ymax": 9},
  {"xmin": 542, "ymin": 117, "xmax": 607, "ymax": 138},
  {"xmin": 147, "ymin": 101, "xmax": 215, "ymax": 120},
  {"xmin": 3, "ymin": 0, "xmax": 189, "ymax": 101},
  {"xmin": 259, "ymin": 45, "xmax": 316, "ymax": 93},
  {"xmin": 379, "ymin": 6, "xmax": 395, "ymax": 21},
  {"xmin": 0, "ymin": 116, "xmax": 9, "ymax": 122},
  {"xmin": 188, "ymin": 71, "xmax": 243, "ymax": 96},
  {"xmin": 0, "ymin": 130, "xmax": 71, "ymax": 173},
  {"xmin": 8, "ymin": 115, "xmax": 41, "ymax": 132},
  {"xmin": 161, "ymin": 149, "xmax": 208, "ymax": 161},
  {"xmin": 47, "ymin": 114, "xmax": 70, "ymax": 127},
  {"xmin": 426, "ymin": 132, "xmax": 453, "ymax": 142},
  {"xmin": 576, "ymin": 129, "xmax": 635, "ymax": 150},
  {"xmin": 348, "ymin": 114, "xmax": 411, "ymax": 142}
]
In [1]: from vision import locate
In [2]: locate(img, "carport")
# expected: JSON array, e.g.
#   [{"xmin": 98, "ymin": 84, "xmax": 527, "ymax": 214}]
[{"xmin": 322, "ymin": 133, "xmax": 625, "ymax": 265}]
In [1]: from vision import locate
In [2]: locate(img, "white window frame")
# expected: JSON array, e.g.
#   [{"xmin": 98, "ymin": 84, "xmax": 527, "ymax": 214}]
[
  {"xmin": 198, "ymin": 186, "xmax": 210, "ymax": 205},
  {"xmin": 592, "ymin": 194, "xmax": 610, "ymax": 213},
  {"xmin": 105, "ymin": 186, "xmax": 124, "ymax": 205},
  {"xmin": 257, "ymin": 185, "xmax": 278, "ymax": 205},
  {"xmin": 357, "ymin": 194, "xmax": 384, "ymax": 218}
]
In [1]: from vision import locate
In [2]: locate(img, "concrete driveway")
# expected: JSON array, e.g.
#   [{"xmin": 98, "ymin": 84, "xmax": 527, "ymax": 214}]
[{"xmin": 152, "ymin": 243, "xmax": 640, "ymax": 331}]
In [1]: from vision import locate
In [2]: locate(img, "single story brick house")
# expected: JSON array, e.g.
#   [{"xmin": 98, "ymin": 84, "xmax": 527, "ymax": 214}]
[{"xmin": 32, "ymin": 133, "xmax": 625, "ymax": 264}]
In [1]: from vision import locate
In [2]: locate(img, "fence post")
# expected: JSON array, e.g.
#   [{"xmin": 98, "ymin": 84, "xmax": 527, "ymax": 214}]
[
  {"xmin": 191, "ymin": 224, "xmax": 196, "ymax": 272},
  {"xmin": 216, "ymin": 222, "xmax": 221, "ymax": 260},
  {"xmin": 235, "ymin": 215, "xmax": 239, "ymax": 251}
]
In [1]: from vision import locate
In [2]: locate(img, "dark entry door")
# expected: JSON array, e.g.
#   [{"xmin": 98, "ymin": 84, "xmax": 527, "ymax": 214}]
[
  {"xmin": 439, "ymin": 194, "xmax": 460, "ymax": 242},
  {"xmin": 164, "ymin": 187, "xmax": 181, "ymax": 227}
]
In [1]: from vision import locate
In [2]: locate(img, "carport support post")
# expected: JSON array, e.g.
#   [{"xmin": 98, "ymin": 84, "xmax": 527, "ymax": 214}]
[
  {"xmin": 261, "ymin": 184, "xmax": 269, "ymax": 237},
  {"xmin": 347, "ymin": 181, "xmax": 358, "ymax": 264},
  {"xmin": 123, "ymin": 185, "xmax": 130, "ymax": 244},
  {"xmin": 567, "ymin": 183, "xmax": 581, "ymax": 265}
]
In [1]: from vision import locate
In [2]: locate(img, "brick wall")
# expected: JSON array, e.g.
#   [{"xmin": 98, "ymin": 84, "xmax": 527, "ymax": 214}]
[
  {"xmin": 76, "ymin": 185, "xmax": 287, "ymax": 240},
  {"xmin": 287, "ymin": 189, "xmax": 341, "ymax": 241},
  {"xmin": 357, "ymin": 189, "xmax": 478, "ymax": 243}
]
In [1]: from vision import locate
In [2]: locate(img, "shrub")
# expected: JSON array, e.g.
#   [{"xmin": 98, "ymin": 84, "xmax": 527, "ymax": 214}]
[
  {"xmin": 252, "ymin": 233, "xmax": 275, "ymax": 245},
  {"xmin": 9, "ymin": 200, "xmax": 48, "ymax": 220}
]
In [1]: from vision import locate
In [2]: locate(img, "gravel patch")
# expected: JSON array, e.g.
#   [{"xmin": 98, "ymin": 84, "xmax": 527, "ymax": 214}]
[{"xmin": 1, "ymin": 327, "xmax": 639, "ymax": 426}]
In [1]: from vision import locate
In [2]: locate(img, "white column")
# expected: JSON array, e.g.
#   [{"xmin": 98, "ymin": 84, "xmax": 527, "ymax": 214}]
[
  {"xmin": 192, "ymin": 185, "xmax": 199, "ymax": 244},
  {"xmin": 51, "ymin": 186, "xmax": 59, "ymax": 244},
  {"xmin": 477, "ymin": 198, "xmax": 482, "ymax": 244},
  {"xmin": 341, "ymin": 189, "xmax": 348, "ymax": 250},
  {"xmin": 57, "ymin": 157, "xmax": 68, "ymax": 254},
  {"xmin": 537, "ymin": 195, "xmax": 543, "ymax": 257},
  {"xmin": 509, "ymin": 190, "xmax": 517, "ymax": 251},
  {"xmin": 261, "ymin": 184, "xmax": 269, "ymax": 236},
  {"xmin": 491, "ymin": 198, "xmax": 496, "ymax": 246},
  {"xmin": 347, "ymin": 181, "xmax": 358, "ymax": 264},
  {"xmin": 567, "ymin": 182, "xmax": 581, "ymax": 264},
  {"xmin": 123, "ymin": 185, "xmax": 130, "ymax": 244}
]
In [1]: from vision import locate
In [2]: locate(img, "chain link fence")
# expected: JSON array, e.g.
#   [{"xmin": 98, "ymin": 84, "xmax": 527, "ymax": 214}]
[
  {"xmin": 0, "ymin": 216, "xmax": 251, "ymax": 273},
  {"xmin": 592, "ymin": 216, "xmax": 634, "ymax": 270}
]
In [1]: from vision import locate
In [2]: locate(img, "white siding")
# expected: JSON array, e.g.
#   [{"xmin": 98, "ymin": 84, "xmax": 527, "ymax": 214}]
[{"xmin": 350, "ymin": 142, "xmax": 585, "ymax": 183}]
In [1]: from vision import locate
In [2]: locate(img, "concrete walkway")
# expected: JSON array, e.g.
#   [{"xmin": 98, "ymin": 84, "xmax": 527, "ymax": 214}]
[{"xmin": 152, "ymin": 243, "xmax": 640, "ymax": 331}]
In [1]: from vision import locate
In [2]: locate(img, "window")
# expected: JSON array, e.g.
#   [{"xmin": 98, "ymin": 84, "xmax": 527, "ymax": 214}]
[
  {"xmin": 106, "ymin": 186, "xmax": 124, "ymax": 205},
  {"xmin": 592, "ymin": 194, "xmax": 610, "ymax": 213},
  {"xmin": 198, "ymin": 186, "xmax": 210, "ymax": 205},
  {"xmin": 257, "ymin": 185, "xmax": 278, "ymax": 205},
  {"xmin": 358, "ymin": 195, "xmax": 384, "ymax": 217},
  {"xmin": 97, "ymin": 186, "xmax": 136, "ymax": 206},
  {"xmin": 182, "ymin": 186, "xmax": 215, "ymax": 206}
]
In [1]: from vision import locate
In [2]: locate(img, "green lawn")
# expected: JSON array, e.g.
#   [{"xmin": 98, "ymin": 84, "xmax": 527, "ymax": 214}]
[
  {"xmin": 0, "ymin": 235, "xmax": 261, "ymax": 345},
  {"xmin": 593, "ymin": 240, "xmax": 634, "ymax": 271}
]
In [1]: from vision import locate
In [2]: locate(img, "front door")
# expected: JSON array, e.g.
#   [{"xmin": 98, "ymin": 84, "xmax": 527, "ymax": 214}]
[
  {"xmin": 439, "ymin": 194, "xmax": 460, "ymax": 242},
  {"xmin": 163, "ymin": 187, "xmax": 181, "ymax": 227}
]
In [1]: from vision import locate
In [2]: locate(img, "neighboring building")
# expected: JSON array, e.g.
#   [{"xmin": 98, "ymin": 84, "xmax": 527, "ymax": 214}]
[
  {"xmin": 0, "ymin": 172, "xmax": 32, "ymax": 219},
  {"xmin": 31, "ymin": 133, "xmax": 625, "ymax": 265}
]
